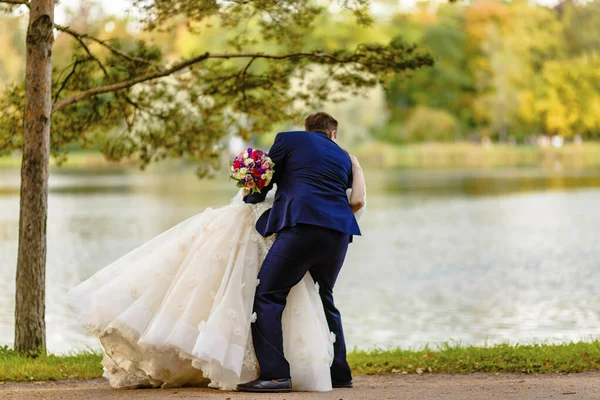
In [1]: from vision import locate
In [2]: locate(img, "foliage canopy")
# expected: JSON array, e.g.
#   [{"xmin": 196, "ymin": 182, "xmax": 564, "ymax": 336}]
[{"xmin": 0, "ymin": 0, "xmax": 433, "ymax": 175}]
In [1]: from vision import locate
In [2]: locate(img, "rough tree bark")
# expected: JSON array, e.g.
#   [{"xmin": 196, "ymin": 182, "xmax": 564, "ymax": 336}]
[{"xmin": 14, "ymin": 0, "xmax": 55, "ymax": 354}]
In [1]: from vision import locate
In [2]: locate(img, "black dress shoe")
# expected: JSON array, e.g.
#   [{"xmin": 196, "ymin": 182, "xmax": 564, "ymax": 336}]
[
  {"xmin": 333, "ymin": 380, "xmax": 353, "ymax": 388},
  {"xmin": 236, "ymin": 378, "xmax": 292, "ymax": 392}
]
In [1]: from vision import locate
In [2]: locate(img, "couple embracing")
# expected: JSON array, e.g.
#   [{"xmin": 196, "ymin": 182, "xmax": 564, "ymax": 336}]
[{"xmin": 70, "ymin": 112, "xmax": 367, "ymax": 392}]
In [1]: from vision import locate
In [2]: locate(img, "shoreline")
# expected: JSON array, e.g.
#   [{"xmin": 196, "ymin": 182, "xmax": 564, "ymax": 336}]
[{"xmin": 3, "ymin": 143, "xmax": 600, "ymax": 171}]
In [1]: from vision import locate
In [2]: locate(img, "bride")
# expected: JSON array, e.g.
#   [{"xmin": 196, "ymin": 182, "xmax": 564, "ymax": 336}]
[{"xmin": 69, "ymin": 151, "xmax": 365, "ymax": 392}]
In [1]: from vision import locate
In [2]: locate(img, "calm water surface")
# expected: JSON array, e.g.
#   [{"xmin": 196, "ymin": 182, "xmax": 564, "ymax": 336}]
[{"xmin": 1, "ymin": 167, "xmax": 600, "ymax": 353}]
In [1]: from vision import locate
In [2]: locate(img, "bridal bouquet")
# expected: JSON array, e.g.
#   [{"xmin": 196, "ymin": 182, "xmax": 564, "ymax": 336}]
[{"xmin": 230, "ymin": 148, "xmax": 275, "ymax": 194}]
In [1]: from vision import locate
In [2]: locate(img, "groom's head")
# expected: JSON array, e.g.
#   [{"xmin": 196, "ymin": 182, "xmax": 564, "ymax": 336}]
[{"xmin": 305, "ymin": 112, "xmax": 338, "ymax": 141}]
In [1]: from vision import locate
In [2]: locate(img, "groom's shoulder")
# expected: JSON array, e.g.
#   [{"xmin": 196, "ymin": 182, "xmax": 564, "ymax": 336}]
[
  {"xmin": 276, "ymin": 130, "xmax": 306, "ymax": 138},
  {"xmin": 274, "ymin": 130, "xmax": 309, "ymax": 144}
]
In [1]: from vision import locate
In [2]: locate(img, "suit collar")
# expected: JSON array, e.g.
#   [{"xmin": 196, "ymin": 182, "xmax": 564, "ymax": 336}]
[{"xmin": 309, "ymin": 131, "xmax": 333, "ymax": 141}]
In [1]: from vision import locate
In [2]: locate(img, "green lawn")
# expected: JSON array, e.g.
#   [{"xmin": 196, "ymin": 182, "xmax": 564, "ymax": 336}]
[
  {"xmin": 349, "ymin": 341, "xmax": 600, "ymax": 375},
  {"xmin": 1, "ymin": 342, "xmax": 599, "ymax": 382},
  {"xmin": 0, "ymin": 347, "xmax": 102, "ymax": 382}
]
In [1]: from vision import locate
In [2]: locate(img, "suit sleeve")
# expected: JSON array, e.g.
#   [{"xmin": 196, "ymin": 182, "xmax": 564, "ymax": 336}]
[
  {"xmin": 347, "ymin": 156, "xmax": 354, "ymax": 189},
  {"xmin": 243, "ymin": 133, "xmax": 286, "ymax": 204}
]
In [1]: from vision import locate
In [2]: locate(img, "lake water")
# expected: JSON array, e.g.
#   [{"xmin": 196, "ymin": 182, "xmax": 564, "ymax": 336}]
[{"xmin": 1, "ymin": 167, "xmax": 600, "ymax": 354}]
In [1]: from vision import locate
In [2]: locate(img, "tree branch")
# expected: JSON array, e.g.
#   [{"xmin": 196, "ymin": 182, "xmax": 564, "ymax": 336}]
[
  {"xmin": 59, "ymin": 28, "xmax": 110, "ymax": 79},
  {"xmin": 54, "ymin": 24, "xmax": 162, "ymax": 70},
  {"xmin": 52, "ymin": 51, "xmax": 340, "ymax": 113},
  {"xmin": 53, "ymin": 58, "xmax": 90, "ymax": 103},
  {"xmin": 236, "ymin": 57, "xmax": 257, "ymax": 111},
  {"xmin": 52, "ymin": 52, "xmax": 210, "ymax": 113},
  {"xmin": 0, "ymin": 0, "xmax": 29, "ymax": 5},
  {"xmin": 240, "ymin": 56, "xmax": 257, "ymax": 76}
]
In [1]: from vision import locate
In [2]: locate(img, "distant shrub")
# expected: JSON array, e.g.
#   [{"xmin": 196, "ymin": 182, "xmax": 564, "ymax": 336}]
[{"xmin": 399, "ymin": 106, "xmax": 459, "ymax": 142}]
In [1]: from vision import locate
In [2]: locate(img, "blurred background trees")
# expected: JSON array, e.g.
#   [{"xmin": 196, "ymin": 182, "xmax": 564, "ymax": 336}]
[
  {"xmin": 2, "ymin": 0, "xmax": 600, "ymax": 150},
  {"xmin": 380, "ymin": 0, "xmax": 600, "ymax": 144}
]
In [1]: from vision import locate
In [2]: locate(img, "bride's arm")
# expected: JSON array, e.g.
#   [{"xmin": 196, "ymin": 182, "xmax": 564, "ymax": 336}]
[{"xmin": 348, "ymin": 155, "xmax": 366, "ymax": 213}]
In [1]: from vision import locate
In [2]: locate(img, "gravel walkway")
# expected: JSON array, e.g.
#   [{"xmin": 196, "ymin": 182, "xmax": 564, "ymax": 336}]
[{"xmin": 1, "ymin": 372, "xmax": 599, "ymax": 399}]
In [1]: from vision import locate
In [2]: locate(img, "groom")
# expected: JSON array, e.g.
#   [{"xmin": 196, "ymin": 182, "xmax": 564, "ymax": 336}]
[{"xmin": 237, "ymin": 112, "xmax": 362, "ymax": 392}]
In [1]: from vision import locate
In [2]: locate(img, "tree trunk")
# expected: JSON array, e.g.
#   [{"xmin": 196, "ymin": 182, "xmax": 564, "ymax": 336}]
[{"xmin": 15, "ymin": 0, "xmax": 55, "ymax": 355}]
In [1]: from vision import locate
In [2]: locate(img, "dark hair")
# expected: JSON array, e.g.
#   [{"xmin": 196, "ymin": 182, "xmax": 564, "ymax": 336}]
[{"xmin": 304, "ymin": 112, "xmax": 338, "ymax": 135}]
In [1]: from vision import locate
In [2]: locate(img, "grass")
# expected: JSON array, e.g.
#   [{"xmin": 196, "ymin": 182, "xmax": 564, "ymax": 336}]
[
  {"xmin": 0, "ymin": 347, "xmax": 102, "ymax": 382},
  {"xmin": 348, "ymin": 341, "xmax": 600, "ymax": 375},
  {"xmin": 1, "ymin": 341, "xmax": 599, "ymax": 382}
]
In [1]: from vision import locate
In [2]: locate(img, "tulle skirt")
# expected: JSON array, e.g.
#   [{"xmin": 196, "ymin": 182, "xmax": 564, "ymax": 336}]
[{"xmin": 69, "ymin": 195, "xmax": 334, "ymax": 391}]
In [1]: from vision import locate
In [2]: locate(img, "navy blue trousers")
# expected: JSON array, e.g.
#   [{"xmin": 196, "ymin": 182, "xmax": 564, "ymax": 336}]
[{"xmin": 252, "ymin": 224, "xmax": 353, "ymax": 383}]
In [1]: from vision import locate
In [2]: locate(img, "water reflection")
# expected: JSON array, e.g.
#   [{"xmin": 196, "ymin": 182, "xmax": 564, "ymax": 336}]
[{"xmin": 1, "ymin": 168, "xmax": 600, "ymax": 353}]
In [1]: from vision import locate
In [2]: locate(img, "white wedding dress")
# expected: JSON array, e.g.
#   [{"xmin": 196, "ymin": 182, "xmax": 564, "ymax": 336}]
[{"xmin": 69, "ymin": 188, "xmax": 365, "ymax": 392}]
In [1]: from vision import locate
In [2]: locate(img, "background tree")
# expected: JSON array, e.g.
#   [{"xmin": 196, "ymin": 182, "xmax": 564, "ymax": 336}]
[
  {"xmin": 560, "ymin": 0, "xmax": 600, "ymax": 56},
  {"xmin": 0, "ymin": 0, "xmax": 433, "ymax": 354},
  {"xmin": 0, "ymin": 15, "xmax": 26, "ymax": 86},
  {"xmin": 377, "ymin": 0, "xmax": 599, "ymax": 143},
  {"xmin": 536, "ymin": 54, "xmax": 600, "ymax": 137},
  {"xmin": 381, "ymin": 5, "xmax": 476, "ymax": 142}
]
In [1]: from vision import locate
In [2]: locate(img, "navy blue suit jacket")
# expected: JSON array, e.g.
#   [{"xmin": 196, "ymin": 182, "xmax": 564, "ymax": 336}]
[{"xmin": 244, "ymin": 131, "xmax": 361, "ymax": 237}]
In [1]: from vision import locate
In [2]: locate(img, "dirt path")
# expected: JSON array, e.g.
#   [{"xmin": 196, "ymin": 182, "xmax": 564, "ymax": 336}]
[{"xmin": 2, "ymin": 372, "xmax": 599, "ymax": 400}]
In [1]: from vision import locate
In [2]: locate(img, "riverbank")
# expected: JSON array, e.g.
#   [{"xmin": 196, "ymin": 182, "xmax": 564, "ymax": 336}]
[
  {"xmin": 0, "ymin": 152, "xmax": 135, "ymax": 170},
  {"xmin": 355, "ymin": 142, "xmax": 600, "ymax": 169},
  {"xmin": 3, "ymin": 143, "xmax": 600, "ymax": 171},
  {"xmin": 1, "ymin": 341, "xmax": 599, "ymax": 383},
  {"xmin": 3, "ymin": 373, "xmax": 600, "ymax": 400}
]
